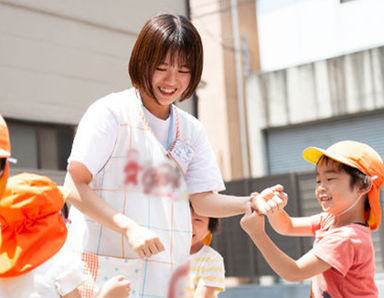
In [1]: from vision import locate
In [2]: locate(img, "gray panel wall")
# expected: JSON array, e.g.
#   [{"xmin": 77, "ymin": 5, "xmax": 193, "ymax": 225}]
[{"xmin": 266, "ymin": 111, "xmax": 384, "ymax": 175}]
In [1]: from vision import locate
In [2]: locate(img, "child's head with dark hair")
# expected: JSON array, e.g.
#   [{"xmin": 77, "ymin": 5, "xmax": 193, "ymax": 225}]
[
  {"xmin": 318, "ymin": 155, "xmax": 371, "ymax": 212},
  {"xmin": 189, "ymin": 204, "xmax": 220, "ymax": 253},
  {"xmin": 208, "ymin": 217, "xmax": 220, "ymax": 234},
  {"xmin": 303, "ymin": 140, "xmax": 384, "ymax": 229},
  {"xmin": 319, "ymin": 155, "xmax": 370, "ymax": 192}
]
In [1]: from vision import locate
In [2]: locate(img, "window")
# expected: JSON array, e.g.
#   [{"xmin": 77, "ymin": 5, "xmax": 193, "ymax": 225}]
[{"xmin": 6, "ymin": 119, "xmax": 74, "ymax": 171}]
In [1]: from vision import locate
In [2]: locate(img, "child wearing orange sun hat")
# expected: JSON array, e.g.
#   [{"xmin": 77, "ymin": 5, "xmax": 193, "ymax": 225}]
[
  {"xmin": 0, "ymin": 115, "xmax": 130, "ymax": 297},
  {"xmin": 241, "ymin": 140, "xmax": 384, "ymax": 298}
]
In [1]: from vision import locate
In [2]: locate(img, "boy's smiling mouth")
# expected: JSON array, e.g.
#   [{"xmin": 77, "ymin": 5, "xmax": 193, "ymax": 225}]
[{"xmin": 320, "ymin": 195, "xmax": 332, "ymax": 202}]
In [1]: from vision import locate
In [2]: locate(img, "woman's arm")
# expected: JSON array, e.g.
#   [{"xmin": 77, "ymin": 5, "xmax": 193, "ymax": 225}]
[
  {"xmin": 240, "ymin": 206, "xmax": 330, "ymax": 282},
  {"xmin": 65, "ymin": 161, "xmax": 165, "ymax": 258},
  {"xmin": 189, "ymin": 191, "xmax": 250, "ymax": 218},
  {"xmin": 189, "ymin": 184, "xmax": 287, "ymax": 218}
]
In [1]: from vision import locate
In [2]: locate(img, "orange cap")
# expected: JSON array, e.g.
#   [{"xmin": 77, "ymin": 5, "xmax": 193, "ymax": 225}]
[
  {"xmin": 0, "ymin": 115, "xmax": 11, "ymax": 199},
  {"xmin": 0, "ymin": 115, "xmax": 10, "ymax": 158},
  {"xmin": 0, "ymin": 173, "xmax": 69, "ymax": 277},
  {"xmin": 202, "ymin": 232, "xmax": 212, "ymax": 246},
  {"xmin": 303, "ymin": 140, "xmax": 384, "ymax": 230}
]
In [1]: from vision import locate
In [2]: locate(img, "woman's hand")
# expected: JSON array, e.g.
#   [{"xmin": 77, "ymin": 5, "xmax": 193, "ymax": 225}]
[{"xmin": 125, "ymin": 224, "xmax": 165, "ymax": 258}]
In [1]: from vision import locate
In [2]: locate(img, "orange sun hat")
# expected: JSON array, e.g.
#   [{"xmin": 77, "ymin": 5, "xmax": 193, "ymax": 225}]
[
  {"xmin": 0, "ymin": 115, "xmax": 11, "ymax": 199},
  {"xmin": 303, "ymin": 140, "xmax": 384, "ymax": 230},
  {"xmin": 0, "ymin": 173, "xmax": 69, "ymax": 277}
]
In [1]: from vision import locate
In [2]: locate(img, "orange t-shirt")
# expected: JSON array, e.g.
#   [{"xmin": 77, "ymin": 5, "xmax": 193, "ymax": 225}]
[{"xmin": 310, "ymin": 213, "xmax": 377, "ymax": 298}]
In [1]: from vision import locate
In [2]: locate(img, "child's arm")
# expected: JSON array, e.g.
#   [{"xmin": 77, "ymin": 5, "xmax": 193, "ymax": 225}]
[
  {"xmin": 65, "ymin": 161, "xmax": 165, "ymax": 258},
  {"xmin": 240, "ymin": 204, "xmax": 331, "ymax": 282},
  {"xmin": 193, "ymin": 286, "xmax": 215, "ymax": 298},
  {"xmin": 253, "ymin": 185, "xmax": 313, "ymax": 236},
  {"xmin": 61, "ymin": 289, "xmax": 81, "ymax": 298},
  {"xmin": 268, "ymin": 210, "xmax": 314, "ymax": 236}
]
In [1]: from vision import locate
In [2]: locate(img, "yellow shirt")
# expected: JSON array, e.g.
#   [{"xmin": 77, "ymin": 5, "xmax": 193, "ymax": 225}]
[{"xmin": 185, "ymin": 245, "xmax": 225, "ymax": 298}]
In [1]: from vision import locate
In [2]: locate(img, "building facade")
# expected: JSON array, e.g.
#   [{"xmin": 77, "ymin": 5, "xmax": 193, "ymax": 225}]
[
  {"xmin": 0, "ymin": 0, "xmax": 191, "ymax": 182},
  {"xmin": 247, "ymin": 0, "xmax": 384, "ymax": 177}
]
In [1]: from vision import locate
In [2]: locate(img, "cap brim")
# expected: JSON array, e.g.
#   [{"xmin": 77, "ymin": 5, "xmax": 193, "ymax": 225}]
[{"xmin": 303, "ymin": 146, "xmax": 361, "ymax": 170}]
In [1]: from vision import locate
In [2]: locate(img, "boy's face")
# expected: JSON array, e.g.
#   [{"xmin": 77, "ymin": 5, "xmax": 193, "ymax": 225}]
[
  {"xmin": 315, "ymin": 159, "xmax": 362, "ymax": 214},
  {"xmin": 191, "ymin": 209, "xmax": 210, "ymax": 248}
]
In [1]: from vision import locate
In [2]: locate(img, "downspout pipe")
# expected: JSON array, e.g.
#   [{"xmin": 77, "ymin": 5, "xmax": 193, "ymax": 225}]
[{"xmin": 231, "ymin": 0, "xmax": 250, "ymax": 178}]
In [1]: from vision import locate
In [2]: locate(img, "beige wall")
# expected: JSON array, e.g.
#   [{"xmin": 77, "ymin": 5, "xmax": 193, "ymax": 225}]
[
  {"xmin": 191, "ymin": 0, "xmax": 231, "ymax": 180},
  {"xmin": 0, "ymin": 0, "xmax": 188, "ymax": 125},
  {"xmin": 191, "ymin": 0, "xmax": 260, "ymax": 180}
]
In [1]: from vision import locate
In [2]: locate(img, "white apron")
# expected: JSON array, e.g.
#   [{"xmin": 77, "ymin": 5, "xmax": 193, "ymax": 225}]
[{"xmin": 68, "ymin": 88, "xmax": 192, "ymax": 297}]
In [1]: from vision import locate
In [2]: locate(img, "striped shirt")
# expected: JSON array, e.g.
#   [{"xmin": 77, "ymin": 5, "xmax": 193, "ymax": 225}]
[{"xmin": 185, "ymin": 245, "xmax": 225, "ymax": 297}]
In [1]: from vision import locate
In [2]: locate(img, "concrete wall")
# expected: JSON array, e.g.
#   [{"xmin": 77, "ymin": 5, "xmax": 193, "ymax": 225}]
[
  {"xmin": 190, "ymin": 0, "xmax": 232, "ymax": 180},
  {"xmin": 246, "ymin": 46, "xmax": 384, "ymax": 177},
  {"xmin": 191, "ymin": 0, "xmax": 260, "ymax": 180},
  {"xmin": 0, "ymin": 0, "xmax": 188, "ymax": 125}
]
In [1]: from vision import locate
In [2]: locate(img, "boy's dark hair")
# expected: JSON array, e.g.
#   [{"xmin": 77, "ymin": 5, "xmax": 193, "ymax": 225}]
[
  {"xmin": 208, "ymin": 217, "xmax": 220, "ymax": 234},
  {"xmin": 318, "ymin": 155, "xmax": 371, "ymax": 210},
  {"xmin": 129, "ymin": 13, "xmax": 203, "ymax": 102},
  {"xmin": 190, "ymin": 202, "xmax": 220, "ymax": 234}
]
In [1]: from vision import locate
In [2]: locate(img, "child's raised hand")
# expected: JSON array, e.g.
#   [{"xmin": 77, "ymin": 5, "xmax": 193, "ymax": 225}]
[
  {"xmin": 96, "ymin": 275, "xmax": 131, "ymax": 298},
  {"xmin": 240, "ymin": 202, "xmax": 265, "ymax": 236},
  {"xmin": 125, "ymin": 224, "xmax": 165, "ymax": 258},
  {"xmin": 250, "ymin": 184, "xmax": 288, "ymax": 215}
]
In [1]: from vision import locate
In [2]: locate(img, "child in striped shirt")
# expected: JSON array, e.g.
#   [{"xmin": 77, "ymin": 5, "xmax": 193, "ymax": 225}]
[{"xmin": 185, "ymin": 206, "xmax": 225, "ymax": 297}]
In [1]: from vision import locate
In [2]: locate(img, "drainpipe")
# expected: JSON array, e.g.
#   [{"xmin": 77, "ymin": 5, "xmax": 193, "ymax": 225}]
[{"xmin": 230, "ymin": 0, "xmax": 250, "ymax": 178}]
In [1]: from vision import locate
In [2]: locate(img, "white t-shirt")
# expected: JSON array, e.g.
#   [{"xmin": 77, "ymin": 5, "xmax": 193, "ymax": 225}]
[
  {"xmin": 68, "ymin": 89, "xmax": 225, "ymax": 194},
  {"xmin": 142, "ymin": 105, "xmax": 170, "ymax": 149},
  {"xmin": 0, "ymin": 248, "xmax": 85, "ymax": 298}
]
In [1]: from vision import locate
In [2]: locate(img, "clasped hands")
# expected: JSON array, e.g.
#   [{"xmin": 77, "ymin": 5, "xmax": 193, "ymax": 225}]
[
  {"xmin": 241, "ymin": 184, "xmax": 288, "ymax": 235},
  {"xmin": 125, "ymin": 184, "xmax": 288, "ymax": 259},
  {"xmin": 249, "ymin": 184, "xmax": 287, "ymax": 215}
]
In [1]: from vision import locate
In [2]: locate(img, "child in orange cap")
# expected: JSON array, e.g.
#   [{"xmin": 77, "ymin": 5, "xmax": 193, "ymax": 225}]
[
  {"xmin": 0, "ymin": 115, "xmax": 131, "ymax": 298},
  {"xmin": 240, "ymin": 140, "xmax": 384, "ymax": 298}
]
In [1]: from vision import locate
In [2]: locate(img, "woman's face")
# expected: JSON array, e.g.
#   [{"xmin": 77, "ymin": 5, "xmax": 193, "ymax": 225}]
[{"xmin": 141, "ymin": 52, "xmax": 191, "ymax": 119}]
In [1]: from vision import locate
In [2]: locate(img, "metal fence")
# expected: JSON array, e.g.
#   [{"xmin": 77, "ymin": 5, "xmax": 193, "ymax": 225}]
[{"xmin": 211, "ymin": 170, "xmax": 384, "ymax": 283}]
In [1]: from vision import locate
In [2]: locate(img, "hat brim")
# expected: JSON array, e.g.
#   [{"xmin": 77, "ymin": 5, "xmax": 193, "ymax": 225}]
[{"xmin": 303, "ymin": 146, "xmax": 362, "ymax": 170}]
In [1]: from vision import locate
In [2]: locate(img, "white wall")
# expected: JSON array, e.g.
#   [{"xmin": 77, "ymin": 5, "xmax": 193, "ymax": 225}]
[
  {"xmin": 257, "ymin": 0, "xmax": 384, "ymax": 71},
  {"xmin": 0, "ymin": 0, "xmax": 187, "ymax": 125}
]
